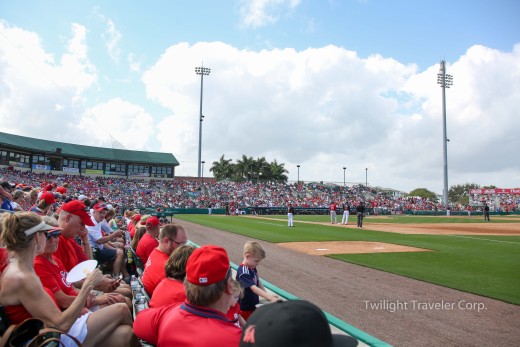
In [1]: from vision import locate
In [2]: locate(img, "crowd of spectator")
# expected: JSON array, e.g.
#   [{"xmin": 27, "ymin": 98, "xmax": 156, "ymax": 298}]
[
  {"xmin": 0, "ymin": 165, "xmax": 362, "ymax": 347},
  {"xmin": 1, "ymin": 167, "xmax": 519, "ymax": 214},
  {"xmin": 1, "ymin": 166, "xmax": 518, "ymax": 346}
]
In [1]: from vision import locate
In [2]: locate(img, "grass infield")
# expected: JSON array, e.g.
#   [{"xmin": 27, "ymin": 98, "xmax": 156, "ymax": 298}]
[{"xmin": 175, "ymin": 214, "xmax": 520, "ymax": 305}]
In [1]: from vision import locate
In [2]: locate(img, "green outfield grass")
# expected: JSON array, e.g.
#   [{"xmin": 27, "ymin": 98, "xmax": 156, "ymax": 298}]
[
  {"xmin": 255, "ymin": 214, "xmax": 520, "ymax": 224},
  {"xmin": 175, "ymin": 214, "xmax": 520, "ymax": 305}
]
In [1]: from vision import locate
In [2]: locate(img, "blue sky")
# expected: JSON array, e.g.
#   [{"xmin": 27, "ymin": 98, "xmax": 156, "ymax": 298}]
[{"xmin": 1, "ymin": 0, "xmax": 519, "ymax": 193}]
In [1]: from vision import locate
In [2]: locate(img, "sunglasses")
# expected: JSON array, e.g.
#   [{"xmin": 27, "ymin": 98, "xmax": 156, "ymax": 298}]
[
  {"xmin": 168, "ymin": 238, "xmax": 186, "ymax": 246},
  {"xmin": 45, "ymin": 230, "xmax": 61, "ymax": 240}
]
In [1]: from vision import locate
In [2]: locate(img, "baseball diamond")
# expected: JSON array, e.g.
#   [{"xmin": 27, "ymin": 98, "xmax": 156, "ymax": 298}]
[{"xmin": 174, "ymin": 214, "xmax": 520, "ymax": 347}]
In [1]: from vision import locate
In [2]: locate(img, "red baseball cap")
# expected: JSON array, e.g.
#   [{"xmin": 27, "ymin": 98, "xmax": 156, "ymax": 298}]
[
  {"xmin": 132, "ymin": 214, "xmax": 142, "ymax": 222},
  {"xmin": 39, "ymin": 191, "xmax": 56, "ymax": 205},
  {"xmin": 92, "ymin": 203, "xmax": 108, "ymax": 212},
  {"xmin": 146, "ymin": 216, "xmax": 160, "ymax": 227},
  {"xmin": 56, "ymin": 186, "xmax": 67, "ymax": 194},
  {"xmin": 44, "ymin": 184, "xmax": 53, "ymax": 191},
  {"xmin": 59, "ymin": 200, "xmax": 94, "ymax": 226},
  {"xmin": 186, "ymin": 245, "xmax": 230, "ymax": 286}
]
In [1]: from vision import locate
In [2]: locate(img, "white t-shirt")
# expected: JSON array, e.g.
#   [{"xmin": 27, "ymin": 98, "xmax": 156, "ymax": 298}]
[{"xmin": 86, "ymin": 216, "xmax": 104, "ymax": 250}]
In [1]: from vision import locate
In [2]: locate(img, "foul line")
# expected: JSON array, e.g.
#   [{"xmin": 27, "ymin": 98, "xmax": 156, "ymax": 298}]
[{"xmin": 450, "ymin": 235, "xmax": 520, "ymax": 245}]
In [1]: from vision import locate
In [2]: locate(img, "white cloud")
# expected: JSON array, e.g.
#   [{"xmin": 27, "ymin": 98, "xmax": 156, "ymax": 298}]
[
  {"xmin": 128, "ymin": 53, "xmax": 141, "ymax": 72},
  {"xmin": 1, "ymin": 20, "xmax": 518, "ymax": 193},
  {"xmin": 103, "ymin": 19, "xmax": 122, "ymax": 63},
  {"xmin": 77, "ymin": 98, "xmax": 154, "ymax": 150},
  {"xmin": 239, "ymin": 0, "xmax": 301, "ymax": 28},
  {"xmin": 142, "ymin": 41, "xmax": 520, "ymax": 191},
  {"xmin": 93, "ymin": 7, "xmax": 123, "ymax": 63},
  {"xmin": 0, "ymin": 21, "xmax": 96, "ymax": 138}
]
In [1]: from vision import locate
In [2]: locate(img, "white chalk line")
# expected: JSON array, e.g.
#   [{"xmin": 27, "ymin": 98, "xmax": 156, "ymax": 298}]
[{"xmin": 449, "ymin": 235, "xmax": 520, "ymax": 245}]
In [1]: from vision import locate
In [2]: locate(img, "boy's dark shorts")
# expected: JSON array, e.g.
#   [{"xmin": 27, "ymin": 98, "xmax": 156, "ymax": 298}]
[{"xmin": 95, "ymin": 248, "xmax": 117, "ymax": 263}]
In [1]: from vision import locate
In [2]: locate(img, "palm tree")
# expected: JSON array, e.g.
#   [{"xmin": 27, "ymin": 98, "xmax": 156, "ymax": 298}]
[
  {"xmin": 269, "ymin": 160, "xmax": 288, "ymax": 182},
  {"xmin": 235, "ymin": 155, "xmax": 255, "ymax": 181},
  {"xmin": 210, "ymin": 154, "xmax": 289, "ymax": 183},
  {"xmin": 254, "ymin": 157, "xmax": 269, "ymax": 181},
  {"xmin": 210, "ymin": 155, "xmax": 234, "ymax": 181}
]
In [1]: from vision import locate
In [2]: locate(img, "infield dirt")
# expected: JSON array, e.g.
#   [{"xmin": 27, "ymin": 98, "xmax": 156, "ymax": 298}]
[{"xmin": 248, "ymin": 215, "xmax": 520, "ymax": 254}]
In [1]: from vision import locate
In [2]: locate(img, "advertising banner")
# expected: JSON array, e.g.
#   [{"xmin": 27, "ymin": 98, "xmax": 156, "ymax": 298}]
[
  {"xmin": 63, "ymin": 167, "xmax": 80, "ymax": 173},
  {"xmin": 32, "ymin": 164, "xmax": 50, "ymax": 170},
  {"xmin": 85, "ymin": 169, "xmax": 104, "ymax": 175},
  {"xmin": 470, "ymin": 188, "xmax": 520, "ymax": 194}
]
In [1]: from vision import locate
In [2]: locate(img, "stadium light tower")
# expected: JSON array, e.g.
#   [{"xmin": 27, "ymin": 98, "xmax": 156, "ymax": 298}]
[
  {"xmin": 201, "ymin": 160, "xmax": 205, "ymax": 184},
  {"xmin": 365, "ymin": 168, "xmax": 368, "ymax": 187},
  {"xmin": 297, "ymin": 165, "xmax": 300, "ymax": 184},
  {"xmin": 437, "ymin": 60, "xmax": 453, "ymax": 206},
  {"xmin": 195, "ymin": 64, "xmax": 211, "ymax": 178},
  {"xmin": 343, "ymin": 167, "xmax": 346, "ymax": 186}
]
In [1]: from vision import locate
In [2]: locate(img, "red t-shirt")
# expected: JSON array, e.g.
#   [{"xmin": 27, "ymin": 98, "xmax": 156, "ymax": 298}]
[
  {"xmin": 149, "ymin": 278, "xmax": 186, "ymax": 308},
  {"xmin": 128, "ymin": 223, "xmax": 136, "ymax": 239},
  {"xmin": 34, "ymin": 255, "xmax": 77, "ymax": 298},
  {"xmin": 141, "ymin": 248, "xmax": 169, "ymax": 295},
  {"xmin": 136, "ymin": 233, "xmax": 159, "ymax": 265},
  {"xmin": 54, "ymin": 235, "xmax": 89, "ymax": 272},
  {"xmin": 134, "ymin": 302, "xmax": 241, "ymax": 347},
  {"xmin": 226, "ymin": 302, "xmax": 243, "ymax": 329},
  {"xmin": 0, "ymin": 247, "xmax": 9, "ymax": 273},
  {"xmin": 4, "ymin": 287, "xmax": 59, "ymax": 324}
]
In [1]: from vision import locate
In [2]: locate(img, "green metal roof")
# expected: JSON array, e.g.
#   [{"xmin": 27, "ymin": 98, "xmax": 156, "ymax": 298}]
[{"xmin": 0, "ymin": 132, "xmax": 179, "ymax": 166}]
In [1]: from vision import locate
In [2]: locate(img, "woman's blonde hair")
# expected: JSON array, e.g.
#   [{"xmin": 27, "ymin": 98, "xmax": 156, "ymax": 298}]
[
  {"xmin": 230, "ymin": 279, "xmax": 244, "ymax": 300},
  {"xmin": 29, "ymin": 189, "xmax": 39, "ymax": 200},
  {"xmin": 12, "ymin": 190, "xmax": 24, "ymax": 200},
  {"xmin": 131, "ymin": 227, "xmax": 146, "ymax": 250},
  {"xmin": 165, "ymin": 245, "xmax": 196, "ymax": 280},
  {"xmin": 1, "ymin": 212, "xmax": 42, "ymax": 252},
  {"xmin": 37, "ymin": 198, "xmax": 52, "ymax": 210}
]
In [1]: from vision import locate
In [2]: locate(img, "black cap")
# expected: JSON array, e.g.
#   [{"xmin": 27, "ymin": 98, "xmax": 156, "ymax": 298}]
[
  {"xmin": 0, "ymin": 181, "xmax": 15, "ymax": 189},
  {"xmin": 240, "ymin": 300, "xmax": 358, "ymax": 347}
]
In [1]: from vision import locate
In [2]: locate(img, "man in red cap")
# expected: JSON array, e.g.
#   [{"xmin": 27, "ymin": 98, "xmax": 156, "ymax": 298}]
[
  {"xmin": 56, "ymin": 200, "xmax": 131, "ymax": 304},
  {"xmin": 135, "ymin": 216, "xmax": 160, "ymax": 265},
  {"xmin": 55, "ymin": 200, "xmax": 95, "ymax": 270},
  {"xmin": 133, "ymin": 245, "xmax": 241, "ymax": 347},
  {"xmin": 141, "ymin": 223, "xmax": 187, "ymax": 295}
]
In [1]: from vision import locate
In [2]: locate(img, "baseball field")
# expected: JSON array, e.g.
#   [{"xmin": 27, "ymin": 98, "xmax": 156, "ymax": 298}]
[{"xmin": 174, "ymin": 213, "xmax": 520, "ymax": 346}]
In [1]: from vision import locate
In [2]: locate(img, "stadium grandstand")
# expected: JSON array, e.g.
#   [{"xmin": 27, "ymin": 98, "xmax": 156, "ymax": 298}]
[
  {"xmin": 0, "ymin": 131, "xmax": 178, "ymax": 178},
  {"xmin": 1, "ymin": 132, "xmax": 518, "ymax": 215}
]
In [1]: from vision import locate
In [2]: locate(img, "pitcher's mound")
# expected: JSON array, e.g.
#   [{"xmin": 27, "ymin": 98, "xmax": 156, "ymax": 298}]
[{"xmin": 277, "ymin": 241, "xmax": 431, "ymax": 255}]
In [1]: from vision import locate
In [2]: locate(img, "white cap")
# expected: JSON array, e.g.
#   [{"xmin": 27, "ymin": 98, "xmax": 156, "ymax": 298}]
[{"xmin": 78, "ymin": 194, "xmax": 87, "ymax": 201}]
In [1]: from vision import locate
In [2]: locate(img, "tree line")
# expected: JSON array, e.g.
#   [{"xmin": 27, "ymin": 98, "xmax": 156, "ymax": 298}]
[{"xmin": 209, "ymin": 155, "xmax": 289, "ymax": 182}]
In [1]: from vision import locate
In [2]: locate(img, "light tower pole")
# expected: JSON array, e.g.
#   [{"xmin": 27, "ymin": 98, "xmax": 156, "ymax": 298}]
[
  {"xmin": 365, "ymin": 168, "xmax": 368, "ymax": 187},
  {"xmin": 201, "ymin": 161, "xmax": 205, "ymax": 184},
  {"xmin": 297, "ymin": 165, "xmax": 300, "ymax": 184},
  {"xmin": 343, "ymin": 167, "xmax": 346, "ymax": 186},
  {"xmin": 437, "ymin": 60, "xmax": 453, "ymax": 206},
  {"xmin": 195, "ymin": 64, "xmax": 211, "ymax": 178}
]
